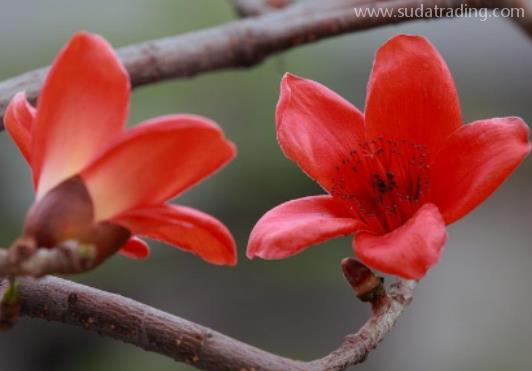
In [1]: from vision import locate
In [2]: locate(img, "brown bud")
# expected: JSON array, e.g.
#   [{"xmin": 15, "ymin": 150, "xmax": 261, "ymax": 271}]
[
  {"xmin": 341, "ymin": 258, "xmax": 385, "ymax": 302},
  {"xmin": 23, "ymin": 176, "xmax": 130, "ymax": 266},
  {"xmin": 25, "ymin": 176, "xmax": 94, "ymax": 248},
  {"xmin": 86, "ymin": 222, "xmax": 131, "ymax": 264}
]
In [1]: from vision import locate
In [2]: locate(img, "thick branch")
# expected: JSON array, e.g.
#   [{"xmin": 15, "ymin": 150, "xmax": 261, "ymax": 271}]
[
  {"xmin": 0, "ymin": 0, "xmax": 529, "ymax": 128},
  {"xmin": 2, "ymin": 276, "xmax": 415, "ymax": 371}
]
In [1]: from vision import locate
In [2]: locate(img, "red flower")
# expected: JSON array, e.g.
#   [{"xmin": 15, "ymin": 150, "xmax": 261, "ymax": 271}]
[
  {"xmin": 4, "ymin": 32, "xmax": 237, "ymax": 266},
  {"xmin": 247, "ymin": 34, "xmax": 531, "ymax": 279}
]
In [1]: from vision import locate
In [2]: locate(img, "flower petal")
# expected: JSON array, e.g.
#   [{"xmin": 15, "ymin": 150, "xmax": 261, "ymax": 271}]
[
  {"xmin": 32, "ymin": 32, "xmax": 130, "ymax": 199},
  {"xmin": 365, "ymin": 34, "xmax": 462, "ymax": 154},
  {"xmin": 119, "ymin": 237, "xmax": 150, "ymax": 260},
  {"xmin": 4, "ymin": 92, "xmax": 36, "ymax": 165},
  {"xmin": 276, "ymin": 73, "xmax": 365, "ymax": 191},
  {"xmin": 112, "ymin": 203, "xmax": 237, "ymax": 266},
  {"xmin": 247, "ymin": 195, "xmax": 362, "ymax": 260},
  {"xmin": 81, "ymin": 115, "xmax": 235, "ymax": 221},
  {"xmin": 354, "ymin": 203, "xmax": 447, "ymax": 280},
  {"xmin": 430, "ymin": 117, "xmax": 531, "ymax": 224}
]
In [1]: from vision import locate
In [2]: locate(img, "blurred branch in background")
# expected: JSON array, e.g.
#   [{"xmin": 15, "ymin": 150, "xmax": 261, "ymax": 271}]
[
  {"xmin": 0, "ymin": 273, "xmax": 415, "ymax": 371},
  {"xmin": 510, "ymin": 0, "xmax": 532, "ymax": 34},
  {"xmin": 0, "ymin": 0, "xmax": 530, "ymax": 128}
]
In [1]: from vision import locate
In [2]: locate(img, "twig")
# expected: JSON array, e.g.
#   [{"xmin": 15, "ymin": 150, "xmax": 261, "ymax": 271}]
[
  {"xmin": 1, "ymin": 275, "xmax": 415, "ymax": 371},
  {"xmin": 0, "ymin": 0, "xmax": 529, "ymax": 128},
  {"xmin": 309, "ymin": 280, "xmax": 416, "ymax": 370},
  {"xmin": 0, "ymin": 239, "xmax": 96, "ymax": 277}
]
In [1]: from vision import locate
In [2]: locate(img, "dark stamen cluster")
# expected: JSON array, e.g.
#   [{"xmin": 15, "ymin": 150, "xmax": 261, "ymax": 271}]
[
  {"xmin": 373, "ymin": 172, "xmax": 397, "ymax": 194},
  {"xmin": 330, "ymin": 137, "xmax": 431, "ymax": 233}
]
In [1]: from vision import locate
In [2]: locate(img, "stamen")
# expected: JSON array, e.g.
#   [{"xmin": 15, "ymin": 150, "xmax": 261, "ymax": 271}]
[{"xmin": 330, "ymin": 138, "xmax": 430, "ymax": 233}]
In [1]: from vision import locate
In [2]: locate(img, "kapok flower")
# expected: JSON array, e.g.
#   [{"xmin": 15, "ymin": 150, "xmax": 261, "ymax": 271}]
[
  {"xmin": 247, "ymin": 34, "xmax": 531, "ymax": 279},
  {"xmin": 4, "ymin": 32, "xmax": 237, "ymax": 267}
]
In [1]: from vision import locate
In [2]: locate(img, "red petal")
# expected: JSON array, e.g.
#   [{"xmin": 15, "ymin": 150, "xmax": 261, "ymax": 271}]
[
  {"xmin": 112, "ymin": 203, "xmax": 237, "ymax": 266},
  {"xmin": 365, "ymin": 35, "xmax": 462, "ymax": 154},
  {"xmin": 354, "ymin": 203, "xmax": 447, "ymax": 280},
  {"xmin": 276, "ymin": 73, "xmax": 365, "ymax": 191},
  {"xmin": 4, "ymin": 92, "xmax": 36, "ymax": 165},
  {"xmin": 430, "ymin": 117, "xmax": 531, "ymax": 224},
  {"xmin": 119, "ymin": 237, "xmax": 150, "ymax": 260},
  {"xmin": 32, "ymin": 32, "xmax": 130, "ymax": 198},
  {"xmin": 247, "ymin": 195, "xmax": 362, "ymax": 260},
  {"xmin": 82, "ymin": 115, "xmax": 235, "ymax": 221}
]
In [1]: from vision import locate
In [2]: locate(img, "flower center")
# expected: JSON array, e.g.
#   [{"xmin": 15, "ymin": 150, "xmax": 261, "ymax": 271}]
[{"xmin": 330, "ymin": 137, "xmax": 431, "ymax": 234}]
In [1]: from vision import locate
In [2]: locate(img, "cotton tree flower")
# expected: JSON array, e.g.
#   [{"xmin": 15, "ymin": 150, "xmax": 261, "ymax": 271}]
[
  {"xmin": 4, "ymin": 32, "xmax": 237, "ymax": 268},
  {"xmin": 247, "ymin": 34, "xmax": 531, "ymax": 279}
]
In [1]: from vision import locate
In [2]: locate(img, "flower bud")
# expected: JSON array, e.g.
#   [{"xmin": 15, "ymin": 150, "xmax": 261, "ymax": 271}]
[
  {"xmin": 341, "ymin": 258, "xmax": 385, "ymax": 302},
  {"xmin": 23, "ymin": 176, "xmax": 130, "ymax": 265}
]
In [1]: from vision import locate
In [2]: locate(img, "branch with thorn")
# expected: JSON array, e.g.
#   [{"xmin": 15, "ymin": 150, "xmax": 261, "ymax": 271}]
[{"xmin": 0, "ymin": 260, "xmax": 416, "ymax": 371}]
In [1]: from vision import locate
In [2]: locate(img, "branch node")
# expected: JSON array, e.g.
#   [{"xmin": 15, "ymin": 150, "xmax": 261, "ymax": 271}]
[
  {"xmin": 0, "ymin": 277, "xmax": 21, "ymax": 331},
  {"xmin": 0, "ymin": 239, "xmax": 97, "ymax": 277}
]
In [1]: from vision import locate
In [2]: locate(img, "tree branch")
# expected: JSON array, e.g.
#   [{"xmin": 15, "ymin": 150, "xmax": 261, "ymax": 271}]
[
  {"xmin": 1, "ymin": 275, "xmax": 415, "ymax": 370},
  {"xmin": 309, "ymin": 280, "xmax": 416, "ymax": 370},
  {"xmin": 0, "ymin": 0, "xmax": 529, "ymax": 129}
]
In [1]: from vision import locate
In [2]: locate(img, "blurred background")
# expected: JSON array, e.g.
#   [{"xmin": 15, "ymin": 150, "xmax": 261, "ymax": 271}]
[{"xmin": 0, "ymin": 1, "xmax": 531, "ymax": 370}]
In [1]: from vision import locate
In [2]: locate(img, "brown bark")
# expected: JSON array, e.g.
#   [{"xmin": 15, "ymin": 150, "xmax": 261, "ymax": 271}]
[{"xmin": 2, "ymin": 276, "xmax": 415, "ymax": 371}]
